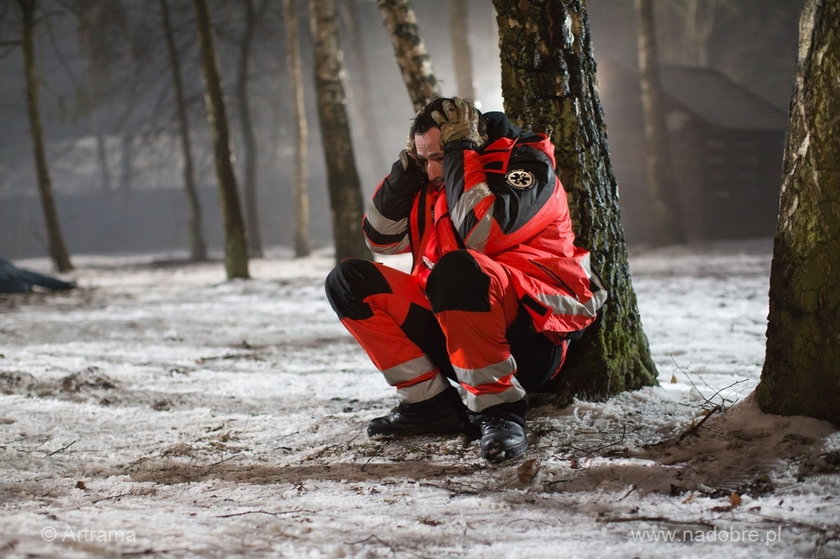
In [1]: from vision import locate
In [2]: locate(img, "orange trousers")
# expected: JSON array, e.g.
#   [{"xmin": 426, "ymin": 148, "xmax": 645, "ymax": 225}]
[{"xmin": 325, "ymin": 250, "xmax": 567, "ymax": 413}]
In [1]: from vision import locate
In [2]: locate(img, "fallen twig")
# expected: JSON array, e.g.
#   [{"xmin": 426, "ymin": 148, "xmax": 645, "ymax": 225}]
[
  {"xmin": 741, "ymin": 510, "xmax": 840, "ymax": 537},
  {"xmin": 418, "ymin": 480, "xmax": 485, "ymax": 496},
  {"xmin": 619, "ymin": 485, "xmax": 638, "ymax": 501},
  {"xmin": 217, "ymin": 509, "xmax": 304, "ymax": 519},
  {"xmin": 598, "ymin": 515, "xmax": 716, "ymax": 529},
  {"xmin": 204, "ymin": 452, "xmax": 244, "ymax": 475},
  {"xmin": 701, "ymin": 378, "xmax": 749, "ymax": 409},
  {"xmin": 671, "ymin": 358, "xmax": 748, "ymax": 411},
  {"xmin": 47, "ymin": 440, "xmax": 77, "ymax": 456},
  {"xmin": 345, "ymin": 534, "xmax": 398, "ymax": 553},
  {"xmin": 562, "ymin": 424, "xmax": 628, "ymax": 460},
  {"xmin": 92, "ymin": 492, "xmax": 135, "ymax": 504},
  {"xmin": 678, "ymin": 404, "xmax": 722, "ymax": 442}
]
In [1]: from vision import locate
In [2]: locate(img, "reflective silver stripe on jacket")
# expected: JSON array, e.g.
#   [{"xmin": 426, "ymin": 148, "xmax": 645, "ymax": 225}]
[
  {"xmin": 364, "ymin": 203, "xmax": 410, "ymax": 254},
  {"xmin": 450, "ymin": 182, "xmax": 491, "ymax": 231},
  {"xmin": 464, "ymin": 211, "xmax": 493, "ymax": 251},
  {"xmin": 367, "ymin": 203, "xmax": 408, "ymax": 236},
  {"xmin": 535, "ymin": 292, "xmax": 600, "ymax": 318},
  {"xmin": 365, "ymin": 235, "xmax": 409, "ymax": 254},
  {"xmin": 579, "ymin": 251, "xmax": 609, "ymax": 309},
  {"xmin": 533, "ymin": 252, "xmax": 608, "ymax": 317}
]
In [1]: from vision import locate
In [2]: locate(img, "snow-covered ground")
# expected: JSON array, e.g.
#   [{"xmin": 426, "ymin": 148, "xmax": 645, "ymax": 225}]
[{"xmin": 1, "ymin": 239, "xmax": 838, "ymax": 558}]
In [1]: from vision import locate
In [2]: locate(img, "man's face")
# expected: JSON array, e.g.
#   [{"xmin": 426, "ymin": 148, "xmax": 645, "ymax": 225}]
[{"xmin": 414, "ymin": 127, "xmax": 444, "ymax": 188}]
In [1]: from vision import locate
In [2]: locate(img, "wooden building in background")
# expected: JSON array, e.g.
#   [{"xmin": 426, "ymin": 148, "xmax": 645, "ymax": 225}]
[{"xmin": 598, "ymin": 59, "xmax": 788, "ymax": 244}]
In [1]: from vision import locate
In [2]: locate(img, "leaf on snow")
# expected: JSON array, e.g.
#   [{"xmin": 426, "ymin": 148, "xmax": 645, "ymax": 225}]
[{"xmin": 517, "ymin": 458, "xmax": 540, "ymax": 484}]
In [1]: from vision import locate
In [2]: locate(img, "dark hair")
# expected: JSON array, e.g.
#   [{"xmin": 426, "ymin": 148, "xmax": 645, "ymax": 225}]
[{"xmin": 409, "ymin": 97, "xmax": 488, "ymax": 140}]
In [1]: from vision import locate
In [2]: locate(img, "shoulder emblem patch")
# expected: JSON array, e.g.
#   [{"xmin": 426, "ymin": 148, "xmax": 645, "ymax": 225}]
[{"xmin": 505, "ymin": 169, "xmax": 536, "ymax": 190}]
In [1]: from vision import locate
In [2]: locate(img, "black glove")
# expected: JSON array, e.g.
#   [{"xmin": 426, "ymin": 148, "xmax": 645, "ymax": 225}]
[
  {"xmin": 387, "ymin": 148, "xmax": 425, "ymax": 196},
  {"xmin": 398, "ymin": 147, "xmax": 420, "ymax": 173}
]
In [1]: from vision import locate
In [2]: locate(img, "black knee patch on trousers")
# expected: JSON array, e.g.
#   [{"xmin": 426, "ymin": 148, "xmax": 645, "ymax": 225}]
[
  {"xmin": 426, "ymin": 251, "xmax": 491, "ymax": 313},
  {"xmin": 325, "ymin": 259, "xmax": 392, "ymax": 320},
  {"xmin": 401, "ymin": 303, "xmax": 458, "ymax": 383}
]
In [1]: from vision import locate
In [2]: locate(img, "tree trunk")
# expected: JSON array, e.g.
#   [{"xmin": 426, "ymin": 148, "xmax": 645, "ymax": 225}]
[
  {"xmin": 686, "ymin": 0, "xmax": 716, "ymax": 67},
  {"xmin": 95, "ymin": 125, "xmax": 112, "ymax": 192},
  {"xmin": 18, "ymin": 0, "xmax": 73, "ymax": 272},
  {"xmin": 340, "ymin": 0, "xmax": 388, "ymax": 176},
  {"xmin": 658, "ymin": 0, "xmax": 720, "ymax": 67},
  {"xmin": 309, "ymin": 0, "xmax": 372, "ymax": 262},
  {"xmin": 119, "ymin": 133, "xmax": 133, "ymax": 191},
  {"xmin": 284, "ymin": 0, "xmax": 311, "ymax": 258},
  {"xmin": 448, "ymin": 0, "xmax": 475, "ymax": 100},
  {"xmin": 237, "ymin": 0, "xmax": 263, "ymax": 258},
  {"xmin": 757, "ymin": 0, "xmax": 840, "ymax": 427},
  {"xmin": 193, "ymin": 0, "xmax": 250, "ymax": 278},
  {"xmin": 493, "ymin": 0, "xmax": 657, "ymax": 401},
  {"xmin": 160, "ymin": 0, "xmax": 207, "ymax": 262},
  {"xmin": 376, "ymin": 0, "xmax": 441, "ymax": 112},
  {"xmin": 635, "ymin": 0, "xmax": 686, "ymax": 245}
]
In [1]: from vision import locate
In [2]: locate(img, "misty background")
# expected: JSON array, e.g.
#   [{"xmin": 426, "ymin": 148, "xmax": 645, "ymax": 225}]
[{"xmin": 0, "ymin": 0, "xmax": 804, "ymax": 260}]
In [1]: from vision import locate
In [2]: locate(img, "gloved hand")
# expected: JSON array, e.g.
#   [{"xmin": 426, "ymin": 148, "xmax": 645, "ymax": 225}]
[
  {"xmin": 431, "ymin": 98, "xmax": 484, "ymax": 146},
  {"xmin": 398, "ymin": 147, "xmax": 420, "ymax": 173},
  {"xmin": 388, "ymin": 148, "xmax": 425, "ymax": 196}
]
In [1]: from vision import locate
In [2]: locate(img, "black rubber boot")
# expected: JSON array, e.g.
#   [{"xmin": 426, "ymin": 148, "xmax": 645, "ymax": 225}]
[
  {"xmin": 478, "ymin": 416, "xmax": 528, "ymax": 462},
  {"xmin": 367, "ymin": 387, "xmax": 468, "ymax": 437}
]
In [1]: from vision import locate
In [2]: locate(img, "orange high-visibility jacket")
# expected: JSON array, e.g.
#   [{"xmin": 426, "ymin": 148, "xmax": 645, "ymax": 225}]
[{"xmin": 363, "ymin": 112, "xmax": 607, "ymax": 341}]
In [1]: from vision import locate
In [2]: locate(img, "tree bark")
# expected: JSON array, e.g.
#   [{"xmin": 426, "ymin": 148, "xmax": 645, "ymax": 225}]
[
  {"xmin": 309, "ymin": 0, "xmax": 372, "ymax": 262},
  {"xmin": 284, "ymin": 0, "xmax": 310, "ymax": 258},
  {"xmin": 657, "ymin": 0, "xmax": 720, "ymax": 67},
  {"xmin": 340, "ymin": 0, "xmax": 388, "ymax": 175},
  {"xmin": 493, "ymin": 0, "xmax": 657, "ymax": 401},
  {"xmin": 160, "ymin": 0, "xmax": 207, "ymax": 262},
  {"xmin": 119, "ymin": 133, "xmax": 133, "ymax": 191},
  {"xmin": 635, "ymin": 0, "xmax": 686, "ymax": 245},
  {"xmin": 757, "ymin": 0, "xmax": 840, "ymax": 427},
  {"xmin": 376, "ymin": 0, "xmax": 441, "ymax": 112},
  {"xmin": 448, "ymin": 0, "xmax": 475, "ymax": 100},
  {"xmin": 193, "ymin": 0, "xmax": 250, "ymax": 278},
  {"xmin": 18, "ymin": 0, "xmax": 73, "ymax": 272},
  {"xmin": 686, "ymin": 0, "xmax": 717, "ymax": 67},
  {"xmin": 95, "ymin": 125, "xmax": 112, "ymax": 192},
  {"xmin": 237, "ymin": 0, "xmax": 263, "ymax": 258}
]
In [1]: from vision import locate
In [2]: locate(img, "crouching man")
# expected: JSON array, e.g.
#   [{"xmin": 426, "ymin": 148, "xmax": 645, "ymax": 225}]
[{"xmin": 325, "ymin": 97, "xmax": 606, "ymax": 462}]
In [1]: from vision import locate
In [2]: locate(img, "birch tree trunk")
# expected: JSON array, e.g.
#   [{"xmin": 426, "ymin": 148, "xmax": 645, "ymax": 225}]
[
  {"xmin": 376, "ymin": 0, "xmax": 441, "ymax": 112},
  {"xmin": 95, "ymin": 126, "xmax": 112, "ymax": 192},
  {"xmin": 341, "ymin": 0, "xmax": 387, "ymax": 175},
  {"xmin": 160, "ymin": 0, "xmax": 207, "ymax": 262},
  {"xmin": 237, "ymin": 0, "xmax": 263, "ymax": 258},
  {"xmin": 284, "ymin": 0, "xmax": 311, "ymax": 258},
  {"xmin": 448, "ymin": 0, "xmax": 475, "ymax": 100},
  {"xmin": 757, "ymin": 0, "xmax": 840, "ymax": 427},
  {"xmin": 18, "ymin": 0, "xmax": 73, "ymax": 272},
  {"xmin": 119, "ymin": 133, "xmax": 133, "ymax": 192},
  {"xmin": 193, "ymin": 0, "xmax": 250, "ymax": 279},
  {"xmin": 309, "ymin": 0, "xmax": 372, "ymax": 262},
  {"xmin": 493, "ymin": 0, "xmax": 657, "ymax": 400},
  {"xmin": 635, "ymin": 0, "xmax": 686, "ymax": 244}
]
